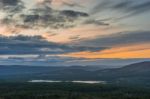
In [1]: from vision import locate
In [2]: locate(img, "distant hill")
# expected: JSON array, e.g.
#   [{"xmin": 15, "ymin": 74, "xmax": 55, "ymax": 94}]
[
  {"xmin": 0, "ymin": 61, "xmax": 150, "ymax": 86},
  {"xmin": 0, "ymin": 65, "xmax": 107, "ymax": 81},
  {"xmin": 96, "ymin": 61, "xmax": 150, "ymax": 77},
  {"xmin": 95, "ymin": 61, "xmax": 150, "ymax": 85}
]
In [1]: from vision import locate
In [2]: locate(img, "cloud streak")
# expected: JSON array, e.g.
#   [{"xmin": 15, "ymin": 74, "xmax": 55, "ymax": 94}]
[
  {"xmin": 83, "ymin": 19, "xmax": 109, "ymax": 26},
  {"xmin": 91, "ymin": 0, "xmax": 150, "ymax": 18}
]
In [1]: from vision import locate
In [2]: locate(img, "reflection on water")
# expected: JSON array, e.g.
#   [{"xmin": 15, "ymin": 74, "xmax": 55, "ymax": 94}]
[{"xmin": 28, "ymin": 80, "xmax": 106, "ymax": 84}]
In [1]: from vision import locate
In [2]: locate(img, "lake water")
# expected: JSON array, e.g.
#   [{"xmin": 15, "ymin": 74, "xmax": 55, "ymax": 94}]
[{"xmin": 28, "ymin": 80, "xmax": 106, "ymax": 84}]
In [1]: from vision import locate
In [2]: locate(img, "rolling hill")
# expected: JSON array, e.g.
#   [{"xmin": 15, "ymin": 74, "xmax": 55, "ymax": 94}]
[{"xmin": 0, "ymin": 61, "xmax": 150, "ymax": 86}]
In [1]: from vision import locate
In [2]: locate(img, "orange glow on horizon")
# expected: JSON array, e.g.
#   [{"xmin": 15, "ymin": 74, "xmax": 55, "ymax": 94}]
[{"xmin": 62, "ymin": 44, "xmax": 150, "ymax": 59}]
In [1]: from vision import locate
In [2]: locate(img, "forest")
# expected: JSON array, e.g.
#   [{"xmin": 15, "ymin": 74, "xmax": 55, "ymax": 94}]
[{"xmin": 0, "ymin": 82, "xmax": 150, "ymax": 99}]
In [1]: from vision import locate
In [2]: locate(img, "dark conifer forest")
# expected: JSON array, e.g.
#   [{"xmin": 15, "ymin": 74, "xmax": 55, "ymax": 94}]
[{"xmin": 0, "ymin": 82, "xmax": 150, "ymax": 99}]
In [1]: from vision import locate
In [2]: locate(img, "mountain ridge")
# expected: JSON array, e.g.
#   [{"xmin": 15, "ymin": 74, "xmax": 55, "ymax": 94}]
[{"xmin": 0, "ymin": 61, "xmax": 150, "ymax": 86}]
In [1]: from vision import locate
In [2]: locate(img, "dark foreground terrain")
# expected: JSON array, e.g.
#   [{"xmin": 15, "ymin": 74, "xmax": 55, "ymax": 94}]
[{"xmin": 0, "ymin": 82, "xmax": 150, "ymax": 99}]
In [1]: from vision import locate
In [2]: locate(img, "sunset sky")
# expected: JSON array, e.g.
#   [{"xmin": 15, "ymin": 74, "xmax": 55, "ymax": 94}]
[{"xmin": 0, "ymin": 0, "xmax": 150, "ymax": 66}]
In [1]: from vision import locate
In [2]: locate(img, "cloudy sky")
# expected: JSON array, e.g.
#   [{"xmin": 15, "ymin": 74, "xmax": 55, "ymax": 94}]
[{"xmin": 0, "ymin": 0, "xmax": 150, "ymax": 66}]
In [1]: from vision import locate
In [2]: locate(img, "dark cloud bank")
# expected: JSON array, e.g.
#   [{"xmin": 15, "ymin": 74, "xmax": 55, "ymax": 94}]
[
  {"xmin": 0, "ymin": 30, "xmax": 149, "ymax": 55},
  {"xmin": 0, "ymin": 35, "xmax": 105, "ymax": 55},
  {"xmin": 76, "ymin": 31, "xmax": 150, "ymax": 47}
]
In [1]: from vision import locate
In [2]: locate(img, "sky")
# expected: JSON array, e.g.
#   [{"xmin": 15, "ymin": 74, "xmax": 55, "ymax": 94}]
[{"xmin": 0, "ymin": 0, "xmax": 150, "ymax": 66}]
